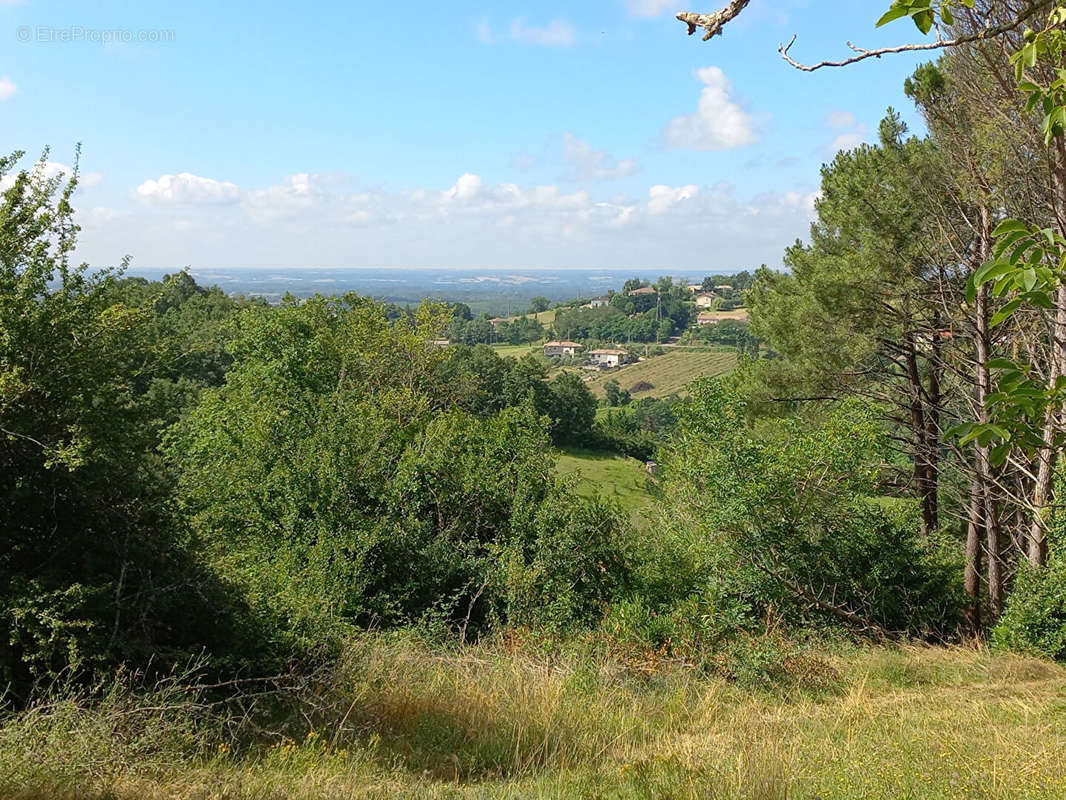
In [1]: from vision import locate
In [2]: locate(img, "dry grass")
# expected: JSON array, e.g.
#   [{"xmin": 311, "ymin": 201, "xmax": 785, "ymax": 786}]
[{"xmin": 4, "ymin": 637, "xmax": 1066, "ymax": 799}]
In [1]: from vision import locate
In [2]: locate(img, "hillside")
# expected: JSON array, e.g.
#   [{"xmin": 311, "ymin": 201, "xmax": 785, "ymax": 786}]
[{"xmin": 586, "ymin": 348, "xmax": 738, "ymax": 398}]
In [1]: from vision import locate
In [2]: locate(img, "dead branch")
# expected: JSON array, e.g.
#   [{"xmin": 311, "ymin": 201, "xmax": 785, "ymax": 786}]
[
  {"xmin": 677, "ymin": 0, "xmax": 1050, "ymax": 72},
  {"xmin": 676, "ymin": 1, "xmax": 751, "ymax": 42}
]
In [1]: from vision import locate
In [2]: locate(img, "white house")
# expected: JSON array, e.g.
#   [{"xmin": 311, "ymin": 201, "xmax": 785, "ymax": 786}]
[
  {"xmin": 588, "ymin": 348, "xmax": 628, "ymax": 368},
  {"xmin": 694, "ymin": 292, "xmax": 717, "ymax": 308},
  {"xmin": 544, "ymin": 340, "xmax": 584, "ymax": 358},
  {"xmin": 587, "ymin": 295, "xmax": 611, "ymax": 308}
]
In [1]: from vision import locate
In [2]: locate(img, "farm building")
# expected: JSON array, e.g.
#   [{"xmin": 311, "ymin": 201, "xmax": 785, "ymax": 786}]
[
  {"xmin": 488, "ymin": 317, "xmax": 507, "ymax": 331},
  {"xmin": 544, "ymin": 340, "xmax": 584, "ymax": 358},
  {"xmin": 697, "ymin": 310, "xmax": 749, "ymax": 326},
  {"xmin": 626, "ymin": 286, "xmax": 656, "ymax": 296},
  {"xmin": 588, "ymin": 348, "xmax": 629, "ymax": 369},
  {"xmin": 695, "ymin": 292, "xmax": 717, "ymax": 308},
  {"xmin": 585, "ymin": 295, "xmax": 611, "ymax": 308}
]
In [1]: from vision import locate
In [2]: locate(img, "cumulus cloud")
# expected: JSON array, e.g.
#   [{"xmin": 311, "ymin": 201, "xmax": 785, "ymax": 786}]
[
  {"xmin": 821, "ymin": 110, "xmax": 868, "ymax": 155},
  {"xmin": 71, "ymin": 169, "xmax": 819, "ymax": 271},
  {"xmin": 627, "ymin": 0, "xmax": 682, "ymax": 17},
  {"xmin": 663, "ymin": 67, "xmax": 757, "ymax": 151},
  {"xmin": 0, "ymin": 77, "xmax": 16, "ymax": 101},
  {"xmin": 444, "ymin": 173, "xmax": 483, "ymax": 202},
  {"xmin": 0, "ymin": 160, "xmax": 102, "ymax": 192},
  {"xmin": 561, "ymin": 134, "xmax": 638, "ymax": 182},
  {"xmin": 478, "ymin": 18, "xmax": 576, "ymax": 47},
  {"xmin": 648, "ymin": 184, "xmax": 697, "ymax": 215},
  {"xmin": 827, "ymin": 132, "xmax": 866, "ymax": 153},
  {"xmin": 826, "ymin": 109, "xmax": 857, "ymax": 129},
  {"xmin": 136, "ymin": 172, "xmax": 240, "ymax": 204}
]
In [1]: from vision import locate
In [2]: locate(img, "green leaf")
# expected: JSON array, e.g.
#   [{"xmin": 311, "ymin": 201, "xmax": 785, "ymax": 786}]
[
  {"xmin": 912, "ymin": 8, "xmax": 934, "ymax": 34},
  {"xmin": 876, "ymin": 6, "xmax": 910, "ymax": 26},
  {"xmin": 986, "ymin": 358, "xmax": 1018, "ymax": 370},
  {"xmin": 972, "ymin": 259, "xmax": 1016, "ymax": 287},
  {"xmin": 990, "ymin": 297, "xmax": 1023, "ymax": 326},
  {"xmin": 992, "ymin": 219, "xmax": 1028, "ymax": 236}
]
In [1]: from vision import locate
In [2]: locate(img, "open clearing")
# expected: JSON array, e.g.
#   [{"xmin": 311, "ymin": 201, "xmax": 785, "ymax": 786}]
[
  {"xmin": 490, "ymin": 343, "xmax": 542, "ymax": 359},
  {"xmin": 555, "ymin": 448, "xmax": 655, "ymax": 528},
  {"xmin": 586, "ymin": 348, "xmax": 738, "ymax": 398},
  {"xmin": 9, "ymin": 642, "xmax": 1066, "ymax": 800}
]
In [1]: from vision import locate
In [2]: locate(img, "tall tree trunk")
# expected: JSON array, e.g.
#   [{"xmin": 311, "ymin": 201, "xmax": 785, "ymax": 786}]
[
  {"xmin": 1027, "ymin": 142, "xmax": 1066, "ymax": 567},
  {"xmin": 903, "ymin": 323, "xmax": 936, "ymax": 539},
  {"xmin": 964, "ymin": 480, "xmax": 983, "ymax": 635},
  {"xmin": 975, "ymin": 203, "xmax": 1004, "ymax": 615}
]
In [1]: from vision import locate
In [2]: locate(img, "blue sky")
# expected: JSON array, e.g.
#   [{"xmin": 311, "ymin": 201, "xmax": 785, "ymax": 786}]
[{"xmin": 1, "ymin": 1, "xmax": 933, "ymax": 270}]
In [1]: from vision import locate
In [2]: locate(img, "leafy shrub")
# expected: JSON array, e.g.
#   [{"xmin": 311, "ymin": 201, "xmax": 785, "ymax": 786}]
[
  {"xmin": 656, "ymin": 379, "xmax": 965, "ymax": 639},
  {"xmin": 992, "ymin": 562, "xmax": 1066, "ymax": 660}
]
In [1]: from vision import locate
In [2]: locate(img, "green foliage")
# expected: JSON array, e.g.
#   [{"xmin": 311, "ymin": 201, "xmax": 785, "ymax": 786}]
[
  {"xmin": 529, "ymin": 296, "xmax": 551, "ymax": 313},
  {"xmin": 168, "ymin": 296, "xmax": 625, "ymax": 644},
  {"xmin": 0, "ymin": 153, "xmax": 261, "ymax": 693},
  {"xmin": 994, "ymin": 468, "xmax": 1066, "ymax": 660},
  {"xmin": 658, "ymin": 379, "xmax": 964, "ymax": 637},
  {"xmin": 545, "ymin": 371, "xmax": 598, "ymax": 447},
  {"xmin": 602, "ymin": 379, "xmax": 630, "ymax": 408}
]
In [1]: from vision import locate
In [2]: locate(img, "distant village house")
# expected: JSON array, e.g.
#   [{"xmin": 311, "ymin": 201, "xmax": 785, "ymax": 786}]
[
  {"xmin": 588, "ymin": 348, "xmax": 628, "ymax": 369},
  {"xmin": 543, "ymin": 340, "xmax": 584, "ymax": 358},
  {"xmin": 694, "ymin": 292, "xmax": 717, "ymax": 308},
  {"xmin": 626, "ymin": 286, "xmax": 656, "ymax": 296}
]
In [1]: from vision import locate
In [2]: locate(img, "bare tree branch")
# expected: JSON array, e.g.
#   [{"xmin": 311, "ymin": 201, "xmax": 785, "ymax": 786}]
[
  {"xmin": 677, "ymin": 0, "xmax": 1050, "ymax": 71},
  {"xmin": 676, "ymin": 1, "xmax": 751, "ymax": 42}
]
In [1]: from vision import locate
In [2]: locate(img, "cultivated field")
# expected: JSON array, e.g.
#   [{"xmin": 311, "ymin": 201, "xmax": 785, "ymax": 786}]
[
  {"xmin": 8, "ymin": 640, "xmax": 1066, "ymax": 800},
  {"xmin": 586, "ymin": 349, "xmax": 738, "ymax": 398}
]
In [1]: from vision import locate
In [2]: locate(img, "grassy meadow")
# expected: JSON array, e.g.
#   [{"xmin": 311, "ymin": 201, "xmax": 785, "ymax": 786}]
[
  {"xmin": 586, "ymin": 349, "xmax": 738, "ymax": 398},
  {"xmin": 555, "ymin": 448, "xmax": 656, "ymax": 528},
  {"xmin": 5, "ymin": 638, "xmax": 1066, "ymax": 800}
]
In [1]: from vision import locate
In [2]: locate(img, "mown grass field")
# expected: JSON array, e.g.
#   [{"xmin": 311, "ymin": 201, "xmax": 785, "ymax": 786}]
[
  {"xmin": 7, "ymin": 640, "xmax": 1066, "ymax": 800},
  {"xmin": 555, "ymin": 448, "xmax": 655, "ymax": 528},
  {"xmin": 502, "ymin": 308, "xmax": 556, "ymax": 326},
  {"xmin": 490, "ymin": 342, "xmax": 542, "ymax": 359},
  {"xmin": 586, "ymin": 349, "xmax": 738, "ymax": 398}
]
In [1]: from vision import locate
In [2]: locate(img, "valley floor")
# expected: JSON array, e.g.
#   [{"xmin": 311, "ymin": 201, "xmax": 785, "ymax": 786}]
[{"xmin": 5, "ymin": 639, "xmax": 1066, "ymax": 800}]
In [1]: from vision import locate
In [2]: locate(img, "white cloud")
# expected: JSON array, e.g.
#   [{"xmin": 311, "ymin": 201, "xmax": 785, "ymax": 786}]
[
  {"xmin": 136, "ymin": 172, "xmax": 240, "ymax": 204},
  {"xmin": 0, "ymin": 77, "xmax": 16, "ymax": 101},
  {"xmin": 826, "ymin": 109, "xmax": 857, "ymax": 129},
  {"xmin": 72, "ymin": 170, "xmax": 819, "ymax": 272},
  {"xmin": 827, "ymin": 132, "xmax": 865, "ymax": 153},
  {"xmin": 478, "ymin": 18, "xmax": 576, "ymax": 47},
  {"xmin": 0, "ymin": 160, "xmax": 100, "ymax": 192},
  {"xmin": 648, "ymin": 184, "xmax": 698, "ymax": 215},
  {"xmin": 444, "ymin": 173, "xmax": 483, "ymax": 202},
  {"xmin": 509, "ymin": 19, "xmax": 576, "ymax": 46},
  {"xmin": 822, "ymin": 110, "xmax": 868, "ymax": 155},
  {"xmin": 663, "ymin": 66, "xmax": 757, "ymax": 151},
  {"xmin": 627, "ymin": 0, "xmax": 682, "ymax": 18},
  {"xmin": 561, "ymin": 134, "xmax": 638, "ymax": 182}
]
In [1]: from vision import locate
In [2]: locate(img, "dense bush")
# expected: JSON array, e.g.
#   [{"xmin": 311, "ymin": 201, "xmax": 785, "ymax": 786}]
[
  {"xmin": 168, "ymin": 297, "xmax": 629, "ymax": 647},
  {"xmin": 994, "ymin": 469, "xmax": 1066, "ymax": 661},
  {"xmin": 655, "ymin": 379, "xmax": 965, "ymax": 638}
]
